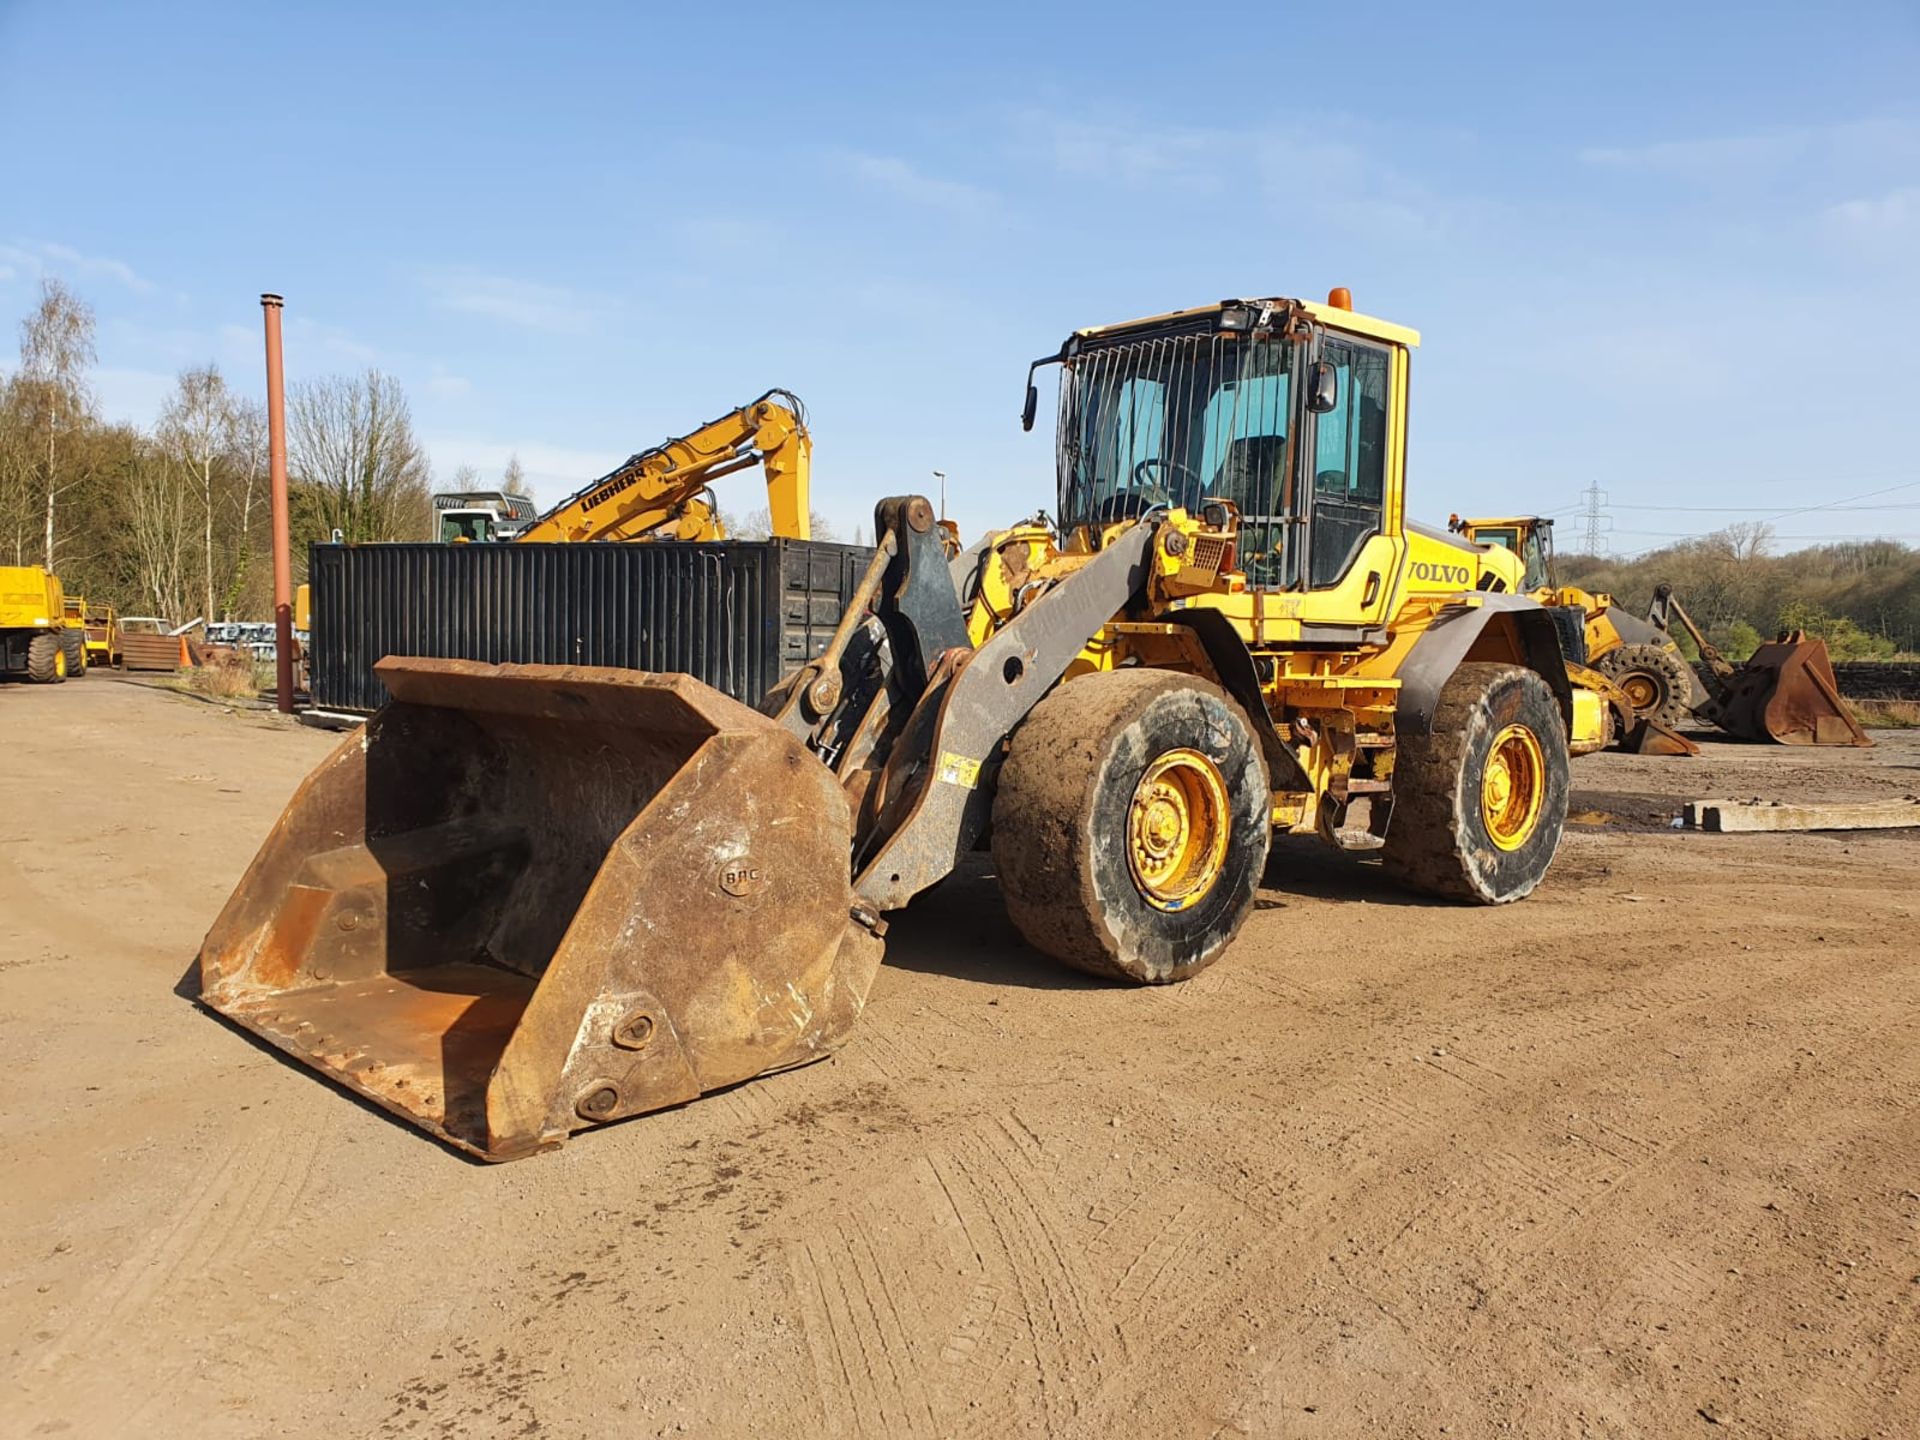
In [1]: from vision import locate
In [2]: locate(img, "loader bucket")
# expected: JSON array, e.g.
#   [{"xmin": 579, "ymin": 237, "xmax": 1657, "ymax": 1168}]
[
  {"xmin": 198, "ymin": 658, "xmax": 880, "ymax": 1160},
  {"xmin": 1710, "ymin": 632, "xmax": 1872, "ymax": 747}
]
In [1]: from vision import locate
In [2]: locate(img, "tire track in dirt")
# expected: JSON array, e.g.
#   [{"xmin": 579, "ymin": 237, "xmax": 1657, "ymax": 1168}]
[
  {"xmin": 0, "ymin": 848, "xmax": 181, "ymax": 964},
  {"xmin": 1062, "ymin": 943, "xmax": 1920, "ymax": 1431},
  {"xmin": 1204, "ymin": 983, "xmax": 1920, "ymax": 1434},
  {"xmin": 788, "ymin": 1222, "xmax": 941, "ymax": 1440},
  {"xmin": 14, "ymin": 1119, "xmax": 325, "ymax": 1432},
  {"xmin": 930, "ymin": 1123, "xmax": 1119, "ymax": 1436}
]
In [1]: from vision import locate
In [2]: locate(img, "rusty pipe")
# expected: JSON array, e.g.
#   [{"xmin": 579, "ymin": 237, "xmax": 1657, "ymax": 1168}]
[{"xmin": 262, "ymin": 294, "xmax": 293, "ymax": 714}]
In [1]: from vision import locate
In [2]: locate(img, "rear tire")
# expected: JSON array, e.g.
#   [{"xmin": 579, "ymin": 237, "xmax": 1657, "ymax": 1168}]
[
  {"xmin": 1595, "ymin": 643, "xmax": 1690, "ymax": 730},
  {"xmin": 993, "ymin": 669, "xmax": 1270, "ymax": 983},
  {"xmin": 27, "ymin": 632, "xmax": 66, "ymax": 683},
  {"xmin": 61, "ymin": 629, "xmax": 86, "ymax": 677},
  {"xmin": 1382, "ymin": 662, "xmax": 1568, "ymax": 904}
]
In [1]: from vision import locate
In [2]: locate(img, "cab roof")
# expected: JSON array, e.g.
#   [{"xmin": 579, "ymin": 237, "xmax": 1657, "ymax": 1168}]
[{"xmin": 1073, "ymin": 296, "xmax": 1420, "ymax": 350}]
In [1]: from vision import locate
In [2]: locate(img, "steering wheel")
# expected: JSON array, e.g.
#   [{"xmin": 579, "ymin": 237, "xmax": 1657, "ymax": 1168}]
[
  {"xmin": 1131, "ymin": 456, "xmax": 1200, "ymax": 498},
  {"xmin": 1094, "ymin": 489, "xmax": 1167, "ymax": 523}
]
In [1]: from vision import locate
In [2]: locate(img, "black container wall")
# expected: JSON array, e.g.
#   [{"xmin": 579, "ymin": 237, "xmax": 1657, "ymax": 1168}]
[{"xmin": 308, "ymin": 539, "xmax": 874, "ymax": 714}]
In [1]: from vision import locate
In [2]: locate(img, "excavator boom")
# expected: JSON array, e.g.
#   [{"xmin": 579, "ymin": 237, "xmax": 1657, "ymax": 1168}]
[{"xmin": 516, "ymin": 390, "xmax": 812, "ymax": 544}]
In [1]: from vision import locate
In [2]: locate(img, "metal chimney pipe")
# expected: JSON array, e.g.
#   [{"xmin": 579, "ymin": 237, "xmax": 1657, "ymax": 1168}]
[{"xmin": 261, "ymin": 294, "xmax": 294, "ymax": 714}]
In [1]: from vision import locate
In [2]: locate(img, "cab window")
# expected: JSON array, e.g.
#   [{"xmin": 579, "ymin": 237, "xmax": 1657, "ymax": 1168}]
[{"xmin": 1307, "ymin": 337, "xmax": 1390, "ymax": 588}]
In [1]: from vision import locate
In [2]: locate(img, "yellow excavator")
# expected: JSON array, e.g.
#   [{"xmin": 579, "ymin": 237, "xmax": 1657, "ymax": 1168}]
[
  {"xmin": 515, "ymin": 389, "xmax": 812, "ymax": 543},
  {"xmin": 202, "ymin": 289, "xmax": 1625, "ymax": 1160}
]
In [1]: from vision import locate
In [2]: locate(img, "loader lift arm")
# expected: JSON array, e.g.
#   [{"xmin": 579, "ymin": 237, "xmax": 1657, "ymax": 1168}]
[{"xmin": 515, "ymin": 389, "xmax": 812, "ymax": 543}]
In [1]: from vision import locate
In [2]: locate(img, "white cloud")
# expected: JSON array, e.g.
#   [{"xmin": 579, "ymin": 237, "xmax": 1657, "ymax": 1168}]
[
  {"xmin": 422, "ymin": 435, "xmax": 625, "ymax": 507},
  {"xmin": 1043, "ymin": 117, "xmax": 1223, "ymax": 191},
  {"xmin": 1578, "ymin": 118, "xmax": 1920, "ymax": 181},
  {"xmin": 40, "ymin": 241, "xmax": 156, "ymax": 294},
  {"xmin": 1018, "ymin": 109, "xmax": 1463, "ymax": 239},
  {"xmin": 843, "ymin": 153, "xmax": 997, "ymax": 215},
  {"xmin": 284, "ymin": 314, "xmax": 380, "ymax": 366},
  {"xmin": 93, "ymin": 366, "xmax": 177, "ymax": 425},
  {"xmin": 1579, "ymin": 131, "xmax": 1811, "ymax": 175},
  {"xmin": 422, "ymin": 268, "xmax": 594, "ymax": 334},
  {"xmin": 1826, "ymin": 185, "xmax": 1920, "ymax": 236},
  {"xmin": 425, "ymin": 366, "xmax": 472, "ymax": 399},
  {"xmin": 1, "ymin": 240, "xmax": 156, "ymax": 294}
]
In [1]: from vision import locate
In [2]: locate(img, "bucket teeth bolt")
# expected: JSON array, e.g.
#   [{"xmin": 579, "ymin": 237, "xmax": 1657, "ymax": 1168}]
[
  {"xmin": 612, "ymin": 1011, "xmax": 656, "ymax": 1050},
  {"xmin": 577, "ymin": 1084, "xmax": 621, "ymax": 1120}
]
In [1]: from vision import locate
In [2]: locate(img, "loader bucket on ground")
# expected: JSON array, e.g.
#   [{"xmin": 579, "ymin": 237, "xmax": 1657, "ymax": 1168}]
[
  {"xmin": 198, "ymin": 658, "xmax": 879, "ymax": 1160},
  {"xmin": 1710, "ymin": 632, "xmax": 1872, "ymax": 747}
]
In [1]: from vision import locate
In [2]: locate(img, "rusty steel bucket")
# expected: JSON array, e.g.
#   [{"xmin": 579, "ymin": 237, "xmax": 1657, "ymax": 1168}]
[
  {"xmin": 198, "ymin": 658, "xmax": 880, "ymax": 1160},
  {"xmin": 1709, "ymin": 632, "xmax": 1871, "ymax": 747}
]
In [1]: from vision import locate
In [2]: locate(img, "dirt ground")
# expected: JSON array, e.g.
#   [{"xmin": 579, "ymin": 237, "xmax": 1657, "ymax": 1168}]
[{"xmin": 2, "ymin": 676, "xmax": 1918, "ymax": 1440}]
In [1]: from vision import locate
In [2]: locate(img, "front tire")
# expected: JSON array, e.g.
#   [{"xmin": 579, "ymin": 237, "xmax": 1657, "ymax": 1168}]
[
  {"xmin": 1382, "ymin": 662, "xmax": 1569, "ymax": 904},
  {"xmin": 61, "ymin": 629, "xmax": 86, "ymax": 677},
  {"xmin": 993, "ymin": 669, "xmax": 1270, "ymax": 983}
]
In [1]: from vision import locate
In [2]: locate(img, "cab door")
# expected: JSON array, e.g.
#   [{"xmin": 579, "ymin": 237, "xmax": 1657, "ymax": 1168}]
[{"xmin": 1305, "ymin": 333, "xmax": 1393, "ymax": 588}]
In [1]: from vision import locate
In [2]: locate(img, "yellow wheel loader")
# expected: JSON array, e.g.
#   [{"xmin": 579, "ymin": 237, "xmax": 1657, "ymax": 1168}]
[
  {"xmin": 2, "ymin": 565, "xmax": 76, "ymax": 683},
  {"xmin": 201, "ymin": 291, "xmax": 1613, "ymax": 1160}
]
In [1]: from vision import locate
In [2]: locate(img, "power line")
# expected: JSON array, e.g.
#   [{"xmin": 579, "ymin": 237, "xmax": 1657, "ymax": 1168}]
[{"xmin": 1611, "ymin": 502, "xmax": 1920, "ymax": 513}]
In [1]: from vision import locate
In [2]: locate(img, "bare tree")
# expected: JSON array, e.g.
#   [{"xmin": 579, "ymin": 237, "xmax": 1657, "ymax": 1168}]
[
  {"xmin": 223, "ymin": 397, "xmax": 268, "ymax": 617},
  {"xmin": 502, "ymin": 452, "xmax": 527, "ymax": 494},
  {"xmin": 17, "ymin": 278, "xmax": 97, "ymax": 569},
  {"xmin": 446, "ymin": 463, "xmax": 481, "ymax": 491},
  {"xmin": 157, "ymin": 365, "xmax": 238, "ymax": 622},
  {"xmin": 288, "ymin": 370, "xmax": 433, "ymax": 542},
  {"xmin": 124, "ymin": 436, "xmax": 195, "ymax": 620},
  {"xmin": 0, "ymin": 375, "xmax": 35, "ymax": 563},
  {"xmin": 1720, "ymin": 521, "xmax": 1774, "ymax": 566}
]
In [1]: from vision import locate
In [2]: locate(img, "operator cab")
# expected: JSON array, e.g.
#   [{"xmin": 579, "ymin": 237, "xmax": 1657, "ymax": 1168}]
[
  {"xmin": 1024, "ymin": 293, "xmax": 1412, "ymax": 592},
  {"xmin": 1450, "ymin": 516, "xmax": 1556, "ymax": 592}
]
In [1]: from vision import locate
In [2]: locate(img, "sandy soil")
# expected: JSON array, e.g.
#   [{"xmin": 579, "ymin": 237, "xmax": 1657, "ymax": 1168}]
[{"xmin": 2, "ymin": 675, "xmax": 1917, "ymax": 1439}]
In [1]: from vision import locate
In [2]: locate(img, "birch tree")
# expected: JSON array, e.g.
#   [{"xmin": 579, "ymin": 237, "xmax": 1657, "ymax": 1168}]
[
  {"xmin": 17, "ymin": 278, "xmax": 97, "ymax": 569},
  {"xmin": 157, "ymin": 364, "xmax": 237, "ymax": 623}
]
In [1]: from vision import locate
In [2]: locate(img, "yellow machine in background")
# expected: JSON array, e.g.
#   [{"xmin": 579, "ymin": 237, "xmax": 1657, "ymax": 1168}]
[
  {"xmin": 77, "ymin": 599, "xmax": 119, "ymax": 669},
  {"xmin": 515, "ymin": 390, "xmax": 812, "ymax": 544},
  {"xmin": 3, "ymin": 566, "xmax": 82, "ymax": 682},
  {"xmin": 1452, "ymin": 514, "xmax": 1702, "ymax": 732},
  {"xmin": 203, "ymin": 290, "xmax": 1619, "ymax": 1160}
]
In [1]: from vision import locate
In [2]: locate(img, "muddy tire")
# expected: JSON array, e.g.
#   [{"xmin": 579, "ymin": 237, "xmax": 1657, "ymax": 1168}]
[
  {"xmin": 1382, "ymin": 662, "xmax": 1568, "ymax": 904},
  {"xmin": 61, "ymin": 629, "xmax": 86, "ymax": 677},
  {"xmin": 27, "ymin": 632, "xmax": 66, "ymax": 683},
  {"xmin": 992, "ymin": 669, "xmax": 1270, "ymax": 984},
  {"xmin": 1596, "ymin": 642, "xmax": 1690, "ymax": 730}
]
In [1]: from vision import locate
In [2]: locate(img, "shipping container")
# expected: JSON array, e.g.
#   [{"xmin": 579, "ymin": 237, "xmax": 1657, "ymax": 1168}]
[{"xmin": 307, "ymin": 539, "xmax": 874, "ymax": 715}]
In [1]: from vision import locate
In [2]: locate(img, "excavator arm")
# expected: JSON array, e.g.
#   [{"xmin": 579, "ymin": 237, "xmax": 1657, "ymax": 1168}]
[{"xmin": 515, "ymin": 389, "xmax": 811, "ymax": 543}]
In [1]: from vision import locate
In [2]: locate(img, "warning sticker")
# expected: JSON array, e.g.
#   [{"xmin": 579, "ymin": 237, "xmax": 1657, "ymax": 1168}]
[{"xmin": 936, "ymin": 751, "xmax": 982, "ymax": 789}]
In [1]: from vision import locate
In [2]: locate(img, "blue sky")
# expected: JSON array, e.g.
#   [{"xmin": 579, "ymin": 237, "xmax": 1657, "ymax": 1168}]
[{"xmin": 3, "ymin": 0, "xmax": 1917, "ymax": 551}]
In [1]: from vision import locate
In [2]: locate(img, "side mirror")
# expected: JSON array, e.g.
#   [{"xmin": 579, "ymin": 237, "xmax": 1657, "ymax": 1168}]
[
  {"xmin": 1307, "ymin": 360, "xmax": 1338, "ymax": 414},
  {"xmin": 1021, "ymin": 382, "xmax": 1039, "ymax": 432}
]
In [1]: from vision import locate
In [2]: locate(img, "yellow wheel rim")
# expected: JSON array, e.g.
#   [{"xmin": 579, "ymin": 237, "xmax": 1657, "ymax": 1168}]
[
  {"xmin": 54, "ymin": 648, "xmax": 66, "ymax": 678},
  {"xmin": 1127, "ymin": 749, "xmax": 1230, "ymax": 911},
  {"xmin": 1619, "ymin": 673, "xmax": 1658, "ymax": 713},
  {"xmin": 1481, "ymin": 724, "xmax": 1546, "ymax": 851}
]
